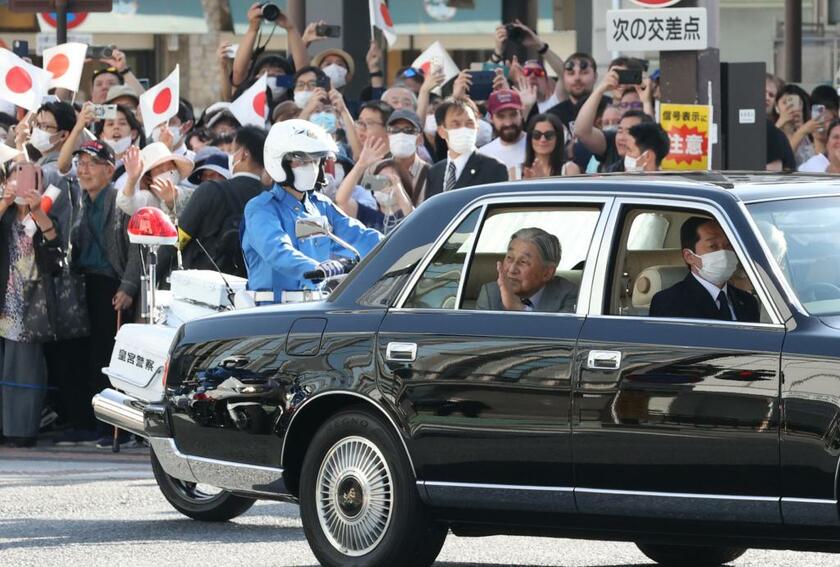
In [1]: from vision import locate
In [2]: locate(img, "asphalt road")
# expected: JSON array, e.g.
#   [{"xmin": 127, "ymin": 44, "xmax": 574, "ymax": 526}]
[{"xmin": 1, "ymin": 445, "xmax": 838, "ymax": 567}]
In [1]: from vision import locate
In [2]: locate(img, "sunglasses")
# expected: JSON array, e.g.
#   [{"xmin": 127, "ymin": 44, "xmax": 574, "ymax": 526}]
[
  {"xmin": 387, "ymin": 126, "xmax": 419, "ymax": 135},
  {"xmin": 531, "ymin": 130, "xmax": 557, "ymax": 141},
  {"xmin": 618, "ymin": 101, "xmax": 644, "ymax": 111},
  {"xmin": 564, "ymin": 59, "xmax": 591, "ymax": 72},
  {"xmin": 522, "ymin": 67, "xmax": 546, "ymax": 78}
]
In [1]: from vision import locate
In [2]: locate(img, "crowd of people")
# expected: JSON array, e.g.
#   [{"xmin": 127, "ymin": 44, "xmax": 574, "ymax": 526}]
[{"xmin": 0, "ymin": 2, "xmax": 836, "ymax": 449}]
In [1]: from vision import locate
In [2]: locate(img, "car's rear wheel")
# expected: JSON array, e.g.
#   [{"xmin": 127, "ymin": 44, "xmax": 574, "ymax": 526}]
[
  {"xmin": 150, "ymin": 446, "xmax": 256, "ymax": 521},
  {"xmin": 299, "ymin": 410, "xmax": 447, "ymax": 567},
  {"xmin": 636, "ymin": 543, "xmax": 747, "ymax": 566}
]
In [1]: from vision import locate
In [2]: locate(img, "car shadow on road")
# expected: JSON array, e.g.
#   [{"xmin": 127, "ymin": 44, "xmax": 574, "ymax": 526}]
[
  {"xmin": 434, "ymin": 564, "xmax": 651, "ymax": 567},
  {"xmin": 0, "ymin": 517, "xmax": 306, "ymax": 551}
]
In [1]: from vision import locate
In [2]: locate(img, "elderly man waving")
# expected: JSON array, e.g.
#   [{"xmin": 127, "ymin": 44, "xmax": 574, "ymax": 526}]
[{"xmin": 477, "ymin": 227, "xmax": 578, "ymax": 313}]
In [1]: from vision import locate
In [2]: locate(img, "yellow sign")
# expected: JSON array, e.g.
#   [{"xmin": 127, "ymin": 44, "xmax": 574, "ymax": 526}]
[{"xmin": 659, "ymin": 103, "xmax": 710, "ymax": 171}]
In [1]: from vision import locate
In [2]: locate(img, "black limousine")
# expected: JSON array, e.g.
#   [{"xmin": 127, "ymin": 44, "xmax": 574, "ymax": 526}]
[{"xmin": 95, "ymin": 172, "xmax": 840, "ymax": 567}]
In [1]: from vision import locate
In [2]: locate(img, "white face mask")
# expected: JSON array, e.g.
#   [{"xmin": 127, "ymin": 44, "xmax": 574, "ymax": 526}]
[
  {"xmin": 294, "ymin": 90, "xmax": 314, "ymax": 110},
  {"xmin": 154, "ymin": 169, "xmax": 181, "ymax": 186},
  {"xmin": 228, "ymin": 149, "xmax": 242, "ymax": 175},
  {"xmin": 424, "ymin": 114, "xmax": 437, "ymax": 135},
  {"xmin": 388, "ymin": 133, "xmax": 417, "ymax": 158},
  {"xmin": 153, "ymin": 126, "xmax": 184, "ymax": 147},
  {"xmin": 603, "ymin": 124, "xmax": 619, "ymax": 133},
  {"xmin": 291, "ymin": 162, "xmax": 320, "ymax": 192},
  {"xmin": 691, "ymin": 249, "xmax": 739, "ymax": 286},
  {"xmin": 445, "ymin": 127, "xmax": 478, "ymax": 155},
  {"xmin": 322, "ymin": 64, "xmax": 348, "ymax": 90},
  {"xmin": 624, "ymin": 154, "xmax": 644, "ymax": 172},
  {"xmin": 30, "ymin": 127, "xmax": 55, "ymax": 152},
  {"xmin": 104, "ymin": 137, "xmax": 132, "ymax": 156}
]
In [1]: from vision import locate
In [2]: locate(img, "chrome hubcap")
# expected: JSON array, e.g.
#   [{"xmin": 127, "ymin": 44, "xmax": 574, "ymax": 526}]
[{"xmin": 316, "ymin": 436, "xmax": 393, "ymax": 556}]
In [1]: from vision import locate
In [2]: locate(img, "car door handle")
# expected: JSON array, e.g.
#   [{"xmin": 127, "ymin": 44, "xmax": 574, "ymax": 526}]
[
  {"xmin": 386, "ymin": 342, "xmax": 417, "ymax": 362},
  {"xmin": 587, "ymin": 350, "xmax": 622, "ymax": 370}
]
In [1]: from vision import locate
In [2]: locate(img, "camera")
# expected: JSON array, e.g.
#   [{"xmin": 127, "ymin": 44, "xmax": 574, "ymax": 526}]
[
  {"xmin": 316, "ymin": 24, "xmax": 341, "ymax": 38},
  {"xmin": 87, "ymin": 45, "xmax": 114, "ymax": 59},
  {"xmin": 260, "ymin": 2, "xmax": 281, "ymax": 21},
  {"xmin": 505, "ymin": 23, "xmax": 525, "ymax": 43}
]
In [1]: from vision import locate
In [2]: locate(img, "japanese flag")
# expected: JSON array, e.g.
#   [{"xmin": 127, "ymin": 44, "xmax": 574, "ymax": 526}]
[
  {"xmin": 43, "ymin": 42, "xmax": 87, "ymax": 92},
  {"xmin": 369, "ymin": 0, "xmax": 396, "ymax": 47},
  {"xmin": 139, "ymin": 65, "xmax": 180, "ymax": 136},
  {"xmin": 230, "ymin": 73, "xmax": 268, "ymax": 127},
  {"xmin": 0, "ymin": 49, "xmax": 51, "ymax": 111},
  {"xmin": 411, "ymin": 41, "xmax": 459, "ymax": 85}
]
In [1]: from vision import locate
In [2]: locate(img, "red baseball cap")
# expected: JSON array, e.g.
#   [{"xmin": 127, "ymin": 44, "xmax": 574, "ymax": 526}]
[{"xmin": 487, "ymin": 89, "xmax": 523, "ymax": 115}]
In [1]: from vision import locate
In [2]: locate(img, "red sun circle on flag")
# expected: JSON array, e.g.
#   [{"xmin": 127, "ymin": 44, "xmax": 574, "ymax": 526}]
[
  {"xmin": 380, "ymin": 3, "xmax": 394, "ymax": 27},
  {"xmin": 47, "ymin": 54, "xmax": 70, "ymax": 79},
  {"xmin": 253, "ymin": 91, "xmax": 267, "ymax": 118},
  {"xmin": 6, "ymin": 66, "xmax": 32, "ymax": 94},
  {"xmin": 153, "ymin": 88, "xmax": 172, "ymax": 114}
]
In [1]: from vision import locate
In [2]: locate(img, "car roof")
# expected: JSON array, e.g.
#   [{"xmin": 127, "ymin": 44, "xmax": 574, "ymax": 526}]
[{"xmin": 434, "ymin": 171, "xmax": 840, "ymax": 207}]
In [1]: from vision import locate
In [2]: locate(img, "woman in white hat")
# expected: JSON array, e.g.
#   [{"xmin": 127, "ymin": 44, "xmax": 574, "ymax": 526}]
[{"xmin": 117, "ymin": 142, "xmax": 194, "ymax": 218}]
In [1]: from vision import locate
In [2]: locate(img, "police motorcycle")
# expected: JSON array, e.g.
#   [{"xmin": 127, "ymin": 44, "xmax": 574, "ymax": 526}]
[{"xmin": 91, "ymin": 120, "xmax": 361, "ymax": 464}]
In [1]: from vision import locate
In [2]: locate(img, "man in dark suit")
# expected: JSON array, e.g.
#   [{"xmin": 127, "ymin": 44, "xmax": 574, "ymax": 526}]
[
  {"xmin": 650, "ymin": 217, "xmax": 759, "ymax": 322},
  {"xmin": 476, "ymin": 227, "xmax": 577, "ymax": 312},
  {"xmin": 425, "ymin": 97, "xmax": 508, "ymax": 199}
]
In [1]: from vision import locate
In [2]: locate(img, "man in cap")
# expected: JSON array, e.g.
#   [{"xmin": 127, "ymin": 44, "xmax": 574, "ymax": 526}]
[
  {"xmin": 105, "ymin": 85, "xmax": 140, "ymax": 113},
  {"xmin": 57, "ymin": 140, "xmax": 141, "ymax": 447},
  {"xmin": 478, "ymin": 89, "xmax": 528, "ymax": 175},
  {"xmin": 386, "ymin": 109, "xmax": 430, "ymax": 203}
]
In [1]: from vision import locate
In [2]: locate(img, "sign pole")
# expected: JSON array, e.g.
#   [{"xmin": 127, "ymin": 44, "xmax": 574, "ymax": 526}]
[{"xmin": 56, "ymin": 0, "xmax": 68, "ymax": 44}]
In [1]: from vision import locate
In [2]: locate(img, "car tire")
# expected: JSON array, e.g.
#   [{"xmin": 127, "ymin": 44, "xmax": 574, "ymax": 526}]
[
  {"xmin": 636, "ymin": 543, "xmax": 747, "ymax": 566},
  {"xmin": 150, "ymin": 445, "xmax": 256, "ymax": 521},
  {"xmin": 299, "ymin": 410, "xmax": 447, "ymax": 567}
]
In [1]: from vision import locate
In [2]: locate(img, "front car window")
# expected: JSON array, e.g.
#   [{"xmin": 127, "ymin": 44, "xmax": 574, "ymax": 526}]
[{"xmin": 748, "ymin": 196, "xmax": 840, "ymax": 316}]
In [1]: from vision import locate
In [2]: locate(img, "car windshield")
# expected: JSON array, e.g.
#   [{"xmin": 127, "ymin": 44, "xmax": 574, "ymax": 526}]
[{"xmin": 748, "ymin": 196, "xmax": 840, "ymax": 316}]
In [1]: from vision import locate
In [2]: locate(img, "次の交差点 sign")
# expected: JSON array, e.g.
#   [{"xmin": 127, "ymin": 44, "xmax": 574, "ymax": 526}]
[{"xmin": 606, "ymin": 8, "xmax": 708, "ymax": 52}]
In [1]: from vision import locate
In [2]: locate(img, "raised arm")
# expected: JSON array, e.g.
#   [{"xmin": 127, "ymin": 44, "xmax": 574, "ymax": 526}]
[
  {"xmin": 217, "ymin": 42, "xmax": 234, "ymax": 102},
  {"xmin": 232, "ymin": 2, "xmax": 263, "ymax": 89},
  {"xmin": 575, "ymin": 69, "xmax": 618, "ymax": 157},
  {"xmin": 58, "ymin": 102, "xmax": 96, "ymax": 175},
  {"xmin": 335, "ymin": 137, "xmax": 387, "ymax": 217},
  {"xmin": 510, "ymin": 19, "xmax": 567, "ymax": 102},
  {"xmin": 102, "ymin": 49, "xmax": 145, "ymax": 95},
  {"xmin": 330, "ymin": 89, "xmax": 360, "ymax": 160}
]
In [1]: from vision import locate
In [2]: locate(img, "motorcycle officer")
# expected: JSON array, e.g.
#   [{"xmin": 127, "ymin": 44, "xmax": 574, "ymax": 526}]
[{"xmin": 241, "ymin": 119, "xmax": 383, "ymax": 304}]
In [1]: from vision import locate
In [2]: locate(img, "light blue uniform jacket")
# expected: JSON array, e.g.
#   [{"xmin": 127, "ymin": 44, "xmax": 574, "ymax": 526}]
[{"xmin": 241, "ymin": 184, "xmax": 382, "ymax": 302}]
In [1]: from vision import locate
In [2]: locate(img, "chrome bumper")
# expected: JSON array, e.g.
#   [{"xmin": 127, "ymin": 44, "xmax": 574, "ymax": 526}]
[{"xmin": 92, "ymin": 388, "xmax": 147, "ymax": 438}]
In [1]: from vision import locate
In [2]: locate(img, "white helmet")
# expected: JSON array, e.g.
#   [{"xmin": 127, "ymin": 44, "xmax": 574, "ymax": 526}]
[{"xmin": 263, "ymin": 119, "xmax": 338, "ymax": 183}]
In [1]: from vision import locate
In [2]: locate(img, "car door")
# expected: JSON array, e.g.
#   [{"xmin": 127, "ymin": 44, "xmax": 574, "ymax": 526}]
[
  {"xmin": 572, "ymin": 198, "xmax": 785, "ymax": 524},
  {"xmin": 377, "ymin": 195, "xmax": 613, "ymax": 514}
]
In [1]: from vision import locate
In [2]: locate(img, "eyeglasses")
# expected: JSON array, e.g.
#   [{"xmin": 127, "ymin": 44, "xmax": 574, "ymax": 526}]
[
  {"xmin": 355, "ymin": 120, "xmax": 384, "ymax": 130},
  {"xmin": 522, "ymin": 67, "xmax": 546, "ymax": 78},
  {"xmin": 564, "ymin": 59, "xmax": 591, "ymax": 72},
  {"xmin": 35, "ymin": 122, "xmax": 58, "ymax": 132},
  {"xmin": 74, "ymin": 157, "xmax": 107, "ymax": 169},
  {"xmin": 387, "ymin": 126, "xmax": 419, "ymax": 135},
  {"xmin": 618, "ymin": 101, "xmax": 644, "ymax": 111},
  {"xmin": 531, "ymin": 130, "xmax": 556, "ymax": 141},
  {"xmin": 295, "ymin": 81, "xmax": 319, "ymax": 90}
]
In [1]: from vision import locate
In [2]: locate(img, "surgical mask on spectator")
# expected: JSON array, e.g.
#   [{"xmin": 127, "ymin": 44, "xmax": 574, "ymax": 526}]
[
  {"xmin": 311, "ymin": 112, "xmax": 338, "ymax": 134},
  {"xmin": 292, "ymin": 162, "xmax": 320, "ymax": 192},
  {"xmin": 322, "ymin": 64, "xmax": 348, "ymax": 90},
  {"xmin": 294, "ymin": 90, "xmax": 314, "ymax": 109},
  {"xmin": 476, "ymin": 119, "xmax": 493, "ymax": 147},
  {"xmin": 624, "ymin": 154, "xmax": 643, "ymax": 172},
  {"xmin": 104, "ymin": 137, "xmax": 132, "ymax": 156},
  {"xmin": 690, "ymin": 249, "xmax": 739, "ymax": 286},
  {"xmin": 228, "ymin": 149, "xmax": 242, "ymax": 174},
  {"xmin": 603, "ymin": 124, "xmax": 618, "ymax": 133},
  {"xmin": 389, "ymin": 133, "xmax": 417, "ymax": 158},
  {"xmin": 445, "ymin": 127, "xmax": 477, "ymax": 155},
  {"xmin": 30, "ymin": 127, "xmax": 55, "ymax": 152},
  {"xmin": 153, "ymin": 125, "xmax": 184, "ymax": 147},
  {"xmin": 424, "ymin": 115, "xmax": 437, "ymax": 135},
  {"xmin": 154, "ymin": 169, "xmax": 182, "ymax": 186}
]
